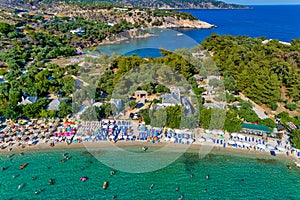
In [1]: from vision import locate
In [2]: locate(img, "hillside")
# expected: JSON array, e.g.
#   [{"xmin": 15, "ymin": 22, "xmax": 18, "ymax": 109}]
[
  {"xmin": 114, "ymin": 0, "xmax": 248, "ymax": 9},
  {"xmin": 0, "ymin": 0, "xmax": 248, "ymax": 10}
]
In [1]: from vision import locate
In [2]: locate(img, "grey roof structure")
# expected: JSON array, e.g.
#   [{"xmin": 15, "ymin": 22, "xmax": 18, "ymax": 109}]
[{"xmin": 47, "ymin": 98, "xmax": 69, "ymax": 111}]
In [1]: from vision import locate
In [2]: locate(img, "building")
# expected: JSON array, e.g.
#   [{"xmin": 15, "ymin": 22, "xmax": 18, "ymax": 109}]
[
  {"xmin": 18, "ymin": 96, "xmax": 38, "ymax": 106},
  {"xmin": 161, "ymin": 93, "xmax": 182, "ymax": 107},
  {"xmin": 46, "ymin": 98, "xmax": 69, "ymax": 111},
  {"xmin": 134, "ymin": 90, "xmax": 148, "ymax": 99},
  {"xmin": 241, "ymin": 123, "xmax": 272, "ymax": 135},
  {"xmin": 70, "ymin": 28, "xmax": 85, "ymax": 35}
]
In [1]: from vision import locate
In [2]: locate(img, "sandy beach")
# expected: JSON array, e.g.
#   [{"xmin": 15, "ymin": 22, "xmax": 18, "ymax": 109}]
[{"xmin": 1, "ymin": 140, "xmax": 296, "ymax": 163}]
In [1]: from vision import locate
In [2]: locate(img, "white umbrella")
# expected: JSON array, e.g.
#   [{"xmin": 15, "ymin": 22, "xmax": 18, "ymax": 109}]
[
  {"xmin": 243, "ymin": 142, "xmax": 251, "ymax": 147},
  {"xmin": 182, "ymin": 138, "xmax": 187, "ymax": 144},
  {"xmin": 238, "ymin": 134, "xmax": 245, "ymax": 139},
  {"xmin": 228, "ymin": 140, "xmax": 236, "ymax": 145},
  {"xmin": 266, "ymin": 145, "xmax": 275, "ymax": 150},
  {"xmin": 207, "ymin": 138, "xmax": 214, "ymax": 143},
  {"xmin": 236, "ymin": 141, "xmax": 243, "ymax": 146},
  {"xmin": 170, "ymin": 137, "xmax": 176, "ymax": 142},
  {"xmin": 257, "ymin": 144, "xmax": 266, "ymax": 149},
  {"xmin": 231, "ymin": 133, "xmax": 237, "ymax": 137},
  {"xmin": 198, "ymin": 138, "xmax": 206, "ymax": 142},
  {"xmin": 276, "ymin": 146, "xmax": 285, "ymax": 152},
  {"xmin": 218, "ymin": 131, "xmax": 224, "ymax": 135},
  {"xmin": 164, "ymin": 137, "xmax": 170, "ymax": 142}
]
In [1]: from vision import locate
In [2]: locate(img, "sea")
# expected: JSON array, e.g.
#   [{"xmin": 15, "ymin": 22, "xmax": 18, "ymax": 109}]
[
  {"xmin": 1, "ymin": 147, "xmax": 300, "ymax": 200},
  {"xmin": 98, "ymin": 5, "xmax": 300, "ymax": 58},
  {"xmin": 1, "ymin": 5, "xmax": 300, "ymax": 199}
]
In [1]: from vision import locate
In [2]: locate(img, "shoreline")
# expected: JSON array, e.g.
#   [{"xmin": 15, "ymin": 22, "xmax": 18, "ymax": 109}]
[{"xmin": 1, "ymin": 141, "xmax": 296, "ymax": 164}]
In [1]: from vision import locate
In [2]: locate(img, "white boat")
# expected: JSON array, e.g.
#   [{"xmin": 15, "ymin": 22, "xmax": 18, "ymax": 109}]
[{"xmin": 176, "ymin": 33, "xmax": 183, "ymax": 36}]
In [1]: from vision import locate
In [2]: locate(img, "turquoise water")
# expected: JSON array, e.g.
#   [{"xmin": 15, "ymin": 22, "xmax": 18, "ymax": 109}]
[{"xmin": 1, "ymin": 148, "xmax": 300, "ymax": 199}]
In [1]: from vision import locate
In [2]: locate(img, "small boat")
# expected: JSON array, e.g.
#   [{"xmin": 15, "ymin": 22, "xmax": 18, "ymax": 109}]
[
  {"xmin": 80, "ymin": 177, "xmax": 88, "ymax": 182},
  {"xmin": 20, "ymin": 163, "xmax": 28, "ymax": 169},
  {"xmin": 176, "ymin": 33, "xmax": 183, "ymax": 36},
  {"xmin": 103, "ymin": 181, "xmax": 108, "ymax": 190},
  {"xmin": 142, "ymin": 146, "xmax": 148, "ymax": 151}
]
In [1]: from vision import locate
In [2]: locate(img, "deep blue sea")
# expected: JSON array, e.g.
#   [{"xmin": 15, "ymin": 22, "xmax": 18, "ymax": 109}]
[{"xmin": 98, "ymin": 5, "xmax": 300, "ymax": 57}]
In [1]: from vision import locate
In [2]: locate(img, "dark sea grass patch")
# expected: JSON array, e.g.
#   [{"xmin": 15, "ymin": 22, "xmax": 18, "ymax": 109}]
[{"xmin": 254, "ymin": 158, "xmax": 278, "ymax": 165}]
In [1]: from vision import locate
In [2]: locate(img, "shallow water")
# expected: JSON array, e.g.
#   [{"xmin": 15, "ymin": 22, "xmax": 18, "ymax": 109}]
[{"xmin": 1, "ymin": 147, "xmax": 299, "ymax": 199}]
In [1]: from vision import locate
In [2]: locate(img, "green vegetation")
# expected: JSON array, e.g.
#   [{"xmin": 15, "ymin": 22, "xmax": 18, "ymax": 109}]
[{"xmin": 201, "ymin": 34, "xmax": 300, "ymax": 107}]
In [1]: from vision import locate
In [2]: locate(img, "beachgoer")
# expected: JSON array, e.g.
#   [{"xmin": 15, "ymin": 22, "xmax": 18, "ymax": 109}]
[
  {"xmin": 32, "ymin": 176, "xmax": 36, "ymax": 180},
  {"xmin": 112, "ymin": 195, "xmax": 117, "ymax": 199},
  {"xmin": 176, "ymin": 187, "xmax": 179, "ymax": 191},
  {"xmin": 204, "ymin": 189, "xmax": 207, "ymax": 192},
  {"xmin": 206, "ymin": 174, "xmax": 210, "ymax": 179},
  {"xmin": 241, "ymin": 179, "xmax": 245, "ymax": 183},
  {"xmin": 49, "ymin": 178, "xmax": 54, "ymax": 185},
  {"xmin": 190, "ymin": 174, "xmax": 193, "ymax": 178},
  {"xmin": 1, "ymin": 167, "xmax": 5, "ymax": 171},
  {"xmin": 110, "ymin": 170, "xmax": 115, "ymax": 176}
]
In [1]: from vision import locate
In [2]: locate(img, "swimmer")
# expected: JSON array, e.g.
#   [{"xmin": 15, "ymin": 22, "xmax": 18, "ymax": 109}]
[
  {"xmin": 149, "ymin": 184, "xmax": 154, "ymax": 189},
  {"xmin": 32, "ymin": 176, "xmax": 36, "ymax": 180},
  {"xmin": 110, "ymin": 170, "xmax": 115, "ymax": 176},
  {"xmin": 241, "ymin": 179, "xmax": 245, "ymax": 183},
  {"xmin": 190, "ymin": 174, "xmax": 193, "ymax": 178},
  {"xmin": 204, "ymin": 189, "xmax": 207, "ymax": 192},
  {"xmin": 49, "ymin": 178, "xmax": 54, "ymax": 185},
  {"xmin": 206, "ymin": 174, "xmax": 210, "ymax": 179},
  {"xmin": 112, "ymin": 195, "xmax": 117, "ymax": 199},
  {"xmin": 176, "ymin": 187, "xmax": 179, "ymax": 191}
]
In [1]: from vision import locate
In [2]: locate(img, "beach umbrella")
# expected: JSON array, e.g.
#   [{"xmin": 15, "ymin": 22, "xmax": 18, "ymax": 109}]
[
  {"xmin": 266, "ymin": 145, "xmax": 275, "ymax": 150},
  {"xmin": 243, "ymin": 142, "xmax": 251, "ymax": 148},
  {"xmin": 276, "ymin": 146, "xmax": 285, "ymax": 152},
  {"xmin": 257, "ymin": 144, "xmax": 266, "ymax": 150},
  {"xmin": 236, "ymin": 141, "xmax": 243, "ymax": 146},
  {"xmin": 207, "ymin": 138, "xmax": 214, "ymax": 143},
  {"xmin": 231, "ymin": 133, "xmax": 237, "ymax": 137},
  {"xmin": 237, "ymin": 134, "xmax": 245, "ymax": 140},
  {"xmin": 198, "ymin": 138, "xmax": 206, "ymax": 142},
  {"xmin": 228, "ymin": 140, "xmax": 236, "ymax": 145}
]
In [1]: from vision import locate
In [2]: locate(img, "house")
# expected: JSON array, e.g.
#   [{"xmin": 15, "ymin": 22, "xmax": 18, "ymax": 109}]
[
  {"xmin": 203, "ymin": 102, "xmax": 226, "ymax": 109},
  {"xmin": 169, "ymin": 86, "xmax": 185, "ymax": 94},
  {"xmin": 134, "ymin": 90, "xmax": 148, "ymax": 99},
  {"xmin": 46, "ymin": 98, "xmax": 69, "ymax": 111},
  {"xmin": 156, "ymin": 93, "xmax": 195, "ymax": 116},
  {"xmin": 161, "ymin": 93, "xmax": 182, "ymax": 107},
  {"xmin": 192, "ymin": 52, "xmax": 206, "ymax": 58},
  {"xmin": 18, "ymin": 96, "xmax": 38, "ymax": 106},
  {"xmin": 124, "ymin": 4, "xmax": 133, "ymax": 8},
  {"xmin": 43, "ymin": 15, "xmax": 51, "ymax": 20},
  {"xmin": 70, "ymin": 28, "xmax": 85, "ymax": 35},
  {"xmin": 108, "ymin": 22, "xmax": 117, "ymax": 26},
  {"xmin": 241, "ymin": 123, "xmax": 272, "ymax": 135}
]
